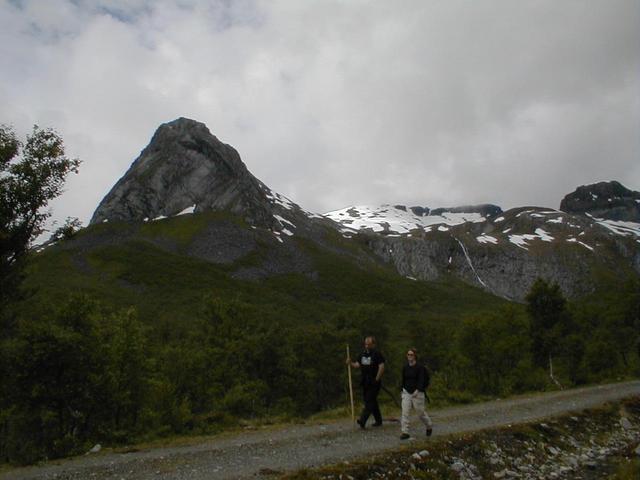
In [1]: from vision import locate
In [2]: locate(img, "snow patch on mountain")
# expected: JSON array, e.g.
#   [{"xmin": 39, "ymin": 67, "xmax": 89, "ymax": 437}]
[
  {"xmin": 596, "ymin": 219, "xmax": 640, "ymax": 237},
  {"xmin": 265, "ymin": 190, "xmax": 296, "ymax": 211},
  {"xmin": 477, "ymin": 234, "xmax": 498, "ymax": 244},
  {"xmin": 324, "ymin": 205, "xmax": 488, "ymax": 235},
  {"xmin": 274, "ymin": 214, "xmax": 296, "ymax": 230},
  {"xmin": 177, "ymin": 205, "xmax": 196, "ymax": 216},
  {"xmin": 509, "ymin": 234, "xmax": 538, "ymax": 250},
  {"xmin": 534, "ymin": 228, "xmax": 554, "ymax": 242},
  {"xmin": 509, "ymin": 229, "xmax": 555, "ymax": 250},
  {"xmin": 566, "ymin": 237, "xmax": 595, "ymax": 251}
]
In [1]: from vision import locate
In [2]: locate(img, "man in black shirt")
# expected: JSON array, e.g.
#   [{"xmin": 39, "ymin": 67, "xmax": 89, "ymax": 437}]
[
  {"xmin": 347, "ymin": 336, "xmax": 385, "ymax": 428},
  {"xmin": 400, "ymin": 347, "xmax": 433, "ymax": 439}
]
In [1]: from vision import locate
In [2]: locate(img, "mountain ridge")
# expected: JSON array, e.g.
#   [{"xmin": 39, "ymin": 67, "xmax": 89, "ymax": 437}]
[{"xmin": 85, "ymin": 118, "xmax": 639, "ymax": 301}]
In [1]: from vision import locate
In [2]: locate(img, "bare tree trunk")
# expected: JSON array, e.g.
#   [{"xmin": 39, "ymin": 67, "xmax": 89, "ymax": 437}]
[{"xmin": 549, "ymin": 355, "xmax": 563, "ymax": 390}]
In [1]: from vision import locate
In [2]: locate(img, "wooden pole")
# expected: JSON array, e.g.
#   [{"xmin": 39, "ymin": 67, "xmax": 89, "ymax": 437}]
[{"xmin": 347, "ymin": 345, "xmax": 355, "ymax": 422}]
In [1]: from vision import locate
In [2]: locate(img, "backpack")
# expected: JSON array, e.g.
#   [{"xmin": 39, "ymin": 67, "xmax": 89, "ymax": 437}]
[{"xmin": 423, "ymin": 364, "xmax": 431, "ymax": 389}]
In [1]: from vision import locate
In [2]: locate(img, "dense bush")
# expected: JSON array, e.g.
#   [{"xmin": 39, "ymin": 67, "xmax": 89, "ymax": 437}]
[{"xmin": 0, "ymin": 297, "xmax": 149, "ymax": 463}]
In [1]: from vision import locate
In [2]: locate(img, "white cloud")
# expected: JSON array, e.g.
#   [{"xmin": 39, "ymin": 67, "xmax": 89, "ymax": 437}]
[{"xmin": 1, "ymin": 0, "xmax": 638, "ymax": 237}]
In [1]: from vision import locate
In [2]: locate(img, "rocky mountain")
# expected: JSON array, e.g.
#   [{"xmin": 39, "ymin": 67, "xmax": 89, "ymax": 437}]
[
  {"xmin": 326, "ymin": 195, "xmax": 640, "ymax": 300},
  {"xmin": 361, "ymin": 205, "xmax": 639, "ymax": 301},
  {"xmin": 560, "ymin": 180, "xmax": 640, "ymax": 222},
  {"xmin": 88, "ymin": 118, "xmax": 640, "ymax": 302}
]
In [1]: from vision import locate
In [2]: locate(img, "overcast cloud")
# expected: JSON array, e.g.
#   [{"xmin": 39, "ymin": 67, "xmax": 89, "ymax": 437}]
[{"xmin": 1, "ymin": 0, "xmax": 639, "ymax": 232}]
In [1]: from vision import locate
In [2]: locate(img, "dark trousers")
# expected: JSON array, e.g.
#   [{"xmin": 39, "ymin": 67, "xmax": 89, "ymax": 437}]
[{"xmin": 359, "ymin": 382, "xmax": 382, "ymax": 425}]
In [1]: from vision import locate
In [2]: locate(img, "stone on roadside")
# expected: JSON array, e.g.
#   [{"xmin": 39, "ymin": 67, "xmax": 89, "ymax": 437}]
[
  {"xmin": 412, "ymin": 453, "xmax": 422, "ymax": 461},
  {"xmin": 419, "ymin": 450, "xmax": 429, "ymax": 457},
  {"xmin": 87, "ymin": 444, "xmax": 101, "ymax": 454},
  {"xmin": 620, "ymin": 417, "xmax": 632, "ymax": 430}
]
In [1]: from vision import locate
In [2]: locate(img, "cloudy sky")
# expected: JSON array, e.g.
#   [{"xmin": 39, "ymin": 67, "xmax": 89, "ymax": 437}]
[{"xmin": 2, "ymin": 0, "xmax": 639, "ymax": 232}]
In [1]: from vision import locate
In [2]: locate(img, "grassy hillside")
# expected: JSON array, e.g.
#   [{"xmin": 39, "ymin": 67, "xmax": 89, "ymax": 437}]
[{"xmin": 23, "ymin": 213, "xmax": 509, "ymax": 330}]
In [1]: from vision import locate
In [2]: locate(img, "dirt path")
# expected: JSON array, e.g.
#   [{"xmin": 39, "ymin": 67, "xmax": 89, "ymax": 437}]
[{"xmin": 2, "ymin": 381, "xmax": 639, "ymax": 480}]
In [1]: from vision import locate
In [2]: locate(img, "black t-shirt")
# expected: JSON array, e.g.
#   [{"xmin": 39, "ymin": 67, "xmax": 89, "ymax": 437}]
[{"xmin": 358, "ymin": 349, "xmax": 385, "ymax": 386}]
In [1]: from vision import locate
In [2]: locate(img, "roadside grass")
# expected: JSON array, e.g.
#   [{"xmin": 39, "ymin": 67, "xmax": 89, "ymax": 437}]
[
  {"xmin": 611, "ymin": 458, "xmax": 640, "ymax": 479},
  {"xmin": 62, "ymin": 381, "xmax": 640, "ymax": 456}
]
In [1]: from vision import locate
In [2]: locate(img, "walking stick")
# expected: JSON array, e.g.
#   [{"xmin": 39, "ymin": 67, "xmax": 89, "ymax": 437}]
[{"xmin": 346, "ymin": 345, "xmax": 355, "ymax": 422}]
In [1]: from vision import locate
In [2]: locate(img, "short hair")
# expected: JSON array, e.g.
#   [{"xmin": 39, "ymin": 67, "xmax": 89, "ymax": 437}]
[
  {"xmin": 408, "ymin": 347, "xmax": 418, "ymax": 359},
  {"xmin": 365, "ymin": 336, "xmax": 376, "ymax": 345}
]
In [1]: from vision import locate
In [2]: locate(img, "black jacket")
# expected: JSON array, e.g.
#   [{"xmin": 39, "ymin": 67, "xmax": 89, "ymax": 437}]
[{"xmin": 401, "ymin": 363, "xmax": 427, "ymax": 394}]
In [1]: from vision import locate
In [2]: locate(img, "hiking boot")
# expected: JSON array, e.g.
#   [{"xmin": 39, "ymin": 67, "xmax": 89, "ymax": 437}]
[
  {"xmin": 426, "ymin": 426, "xmax": 433, "ymax": 437},
  {"xmin": 356, "ymin": 418, "xmax": 365, "ymax": 429},
  {"xmin": 400, "ymin": 433, "xmax": 410, "ymax": 440}
]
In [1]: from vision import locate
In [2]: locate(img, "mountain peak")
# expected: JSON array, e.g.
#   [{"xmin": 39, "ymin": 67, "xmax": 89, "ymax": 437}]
[
  {"xmin": 91, "ymin": 118, "xmax": 273, "ymax": 226},
  {"xmin": 560, "ymin": 181, "xmax": 640, "ymax": 222}
]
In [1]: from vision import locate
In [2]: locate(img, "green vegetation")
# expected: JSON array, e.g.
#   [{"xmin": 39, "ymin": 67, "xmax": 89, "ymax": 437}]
[{"xmin": 1, "ymin": 215, "xmax": 638, "ymax": 465}]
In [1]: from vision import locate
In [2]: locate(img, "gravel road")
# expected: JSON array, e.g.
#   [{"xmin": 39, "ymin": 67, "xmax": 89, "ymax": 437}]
[{"xmin": 2, "ymin": 380, "xmax": 639, "ymax": 480}]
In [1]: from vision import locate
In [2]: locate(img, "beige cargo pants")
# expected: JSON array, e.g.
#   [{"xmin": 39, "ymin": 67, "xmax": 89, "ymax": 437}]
[{"xmin": 401, "ymin": 389, "xmax": 433, "ymax": 434}]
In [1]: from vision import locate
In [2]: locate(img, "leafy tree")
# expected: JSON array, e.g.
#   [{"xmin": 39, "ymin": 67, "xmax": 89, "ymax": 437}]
[
  {"xmin": 101, "ymin": 308, "xmax": 150, "ymax": 433},
  {"xmin": 0, "ymin": 296, "xmax": 150, "ymax": 463},
  {"xmin": 0, "ymin": 125, "xmax": 80, "ymax": 309},
  {"xmin": 1, "ymin": 296, "xmax": 104, "ymax": 462},
  {"xmin": 525, "ymin": 278, "xmax": 572, "ymax": 385},
  {"xmin": 613, "ymin": 279, "xmax": 640, "ymax": 367},
  {"xmin": 456, "ymin": 307, "xmax": 531, "ymax": 395},
  {"xmin": 50, "ymin": 217, "xmax": 83, "ymax": 242},
  {"xmin": 584, "ymin": 330, "xmax": 621, "ymax": 379}
]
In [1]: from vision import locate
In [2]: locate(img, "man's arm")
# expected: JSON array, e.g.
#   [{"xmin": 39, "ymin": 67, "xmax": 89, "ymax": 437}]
[
  {"xmin": 346, "ymin": 357, "xmax": 360, "ymax": 369},
  {"xmin": 375, "ymin": 362, "xmax": 385, "ymax": 382}
]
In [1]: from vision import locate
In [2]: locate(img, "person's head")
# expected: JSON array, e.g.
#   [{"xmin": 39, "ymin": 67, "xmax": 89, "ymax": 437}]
[
  {"xmin": 406, "ymin": 347, "xmax": 418, "ymax": 365},
  {"xmin": 364, "ymin": 336, "xmax": 376, "ymax": 350}
]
